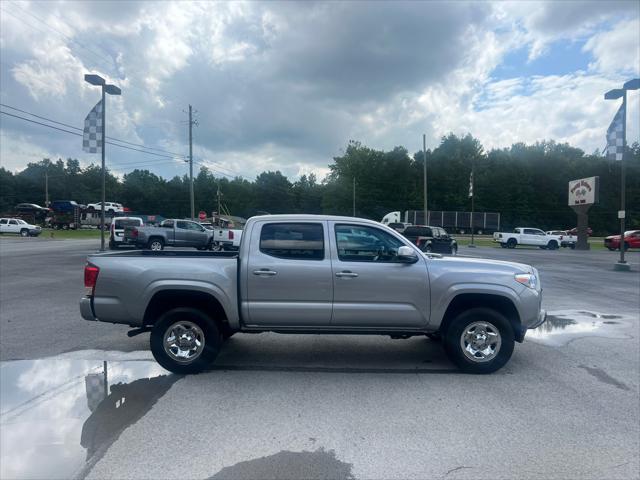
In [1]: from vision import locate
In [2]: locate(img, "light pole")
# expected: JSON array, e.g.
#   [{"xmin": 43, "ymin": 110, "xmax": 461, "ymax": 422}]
[
  {"xmin": 84, "ymin": 74, "xmax": 121, "ymax": 251},
  {"xmin": 605, "ymin": 78, "xmax": 638, "ymax": 271}
]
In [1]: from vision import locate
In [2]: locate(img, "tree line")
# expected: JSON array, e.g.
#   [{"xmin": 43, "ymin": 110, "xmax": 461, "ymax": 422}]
[{"xmin": 1, "ymin": 134, "xmax": 638, "ymax": 235}]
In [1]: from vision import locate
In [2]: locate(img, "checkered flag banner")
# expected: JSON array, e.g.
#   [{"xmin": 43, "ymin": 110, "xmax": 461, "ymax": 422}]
[
  {"xmin": 606, "ymin": 103, "xmax": 624, "ymax": 161},
  {"xmin": 83, "ymin": 100, "xmax": 103, "ymax": 153}
]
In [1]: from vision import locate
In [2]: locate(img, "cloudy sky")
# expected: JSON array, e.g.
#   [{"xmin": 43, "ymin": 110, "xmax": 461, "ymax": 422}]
[{"xmin": 1, "ymin": 0, "xmax": 638, "ymax": 181}]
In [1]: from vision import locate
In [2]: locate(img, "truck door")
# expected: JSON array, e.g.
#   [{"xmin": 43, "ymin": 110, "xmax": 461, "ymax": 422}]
[
  {"xmin": 175, "ymin": 221, "xmax": 193, "ymax": 246},
  {"xmin": 245, "ymin": 221, "xmax": 332, "ymax": 326},
  {"xmin": 329, "ymin": 222, "xmax": 429, "ymax": 328}
]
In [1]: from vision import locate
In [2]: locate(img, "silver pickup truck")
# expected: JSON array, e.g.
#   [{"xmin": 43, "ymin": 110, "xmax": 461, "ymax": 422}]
[
  {"xmin": 125, "ymin": 219, "xmax": 213, "ymax": 250},
  {"xmin": 80, "ymin": 215, "xmax": 546, "ymax": 374}
]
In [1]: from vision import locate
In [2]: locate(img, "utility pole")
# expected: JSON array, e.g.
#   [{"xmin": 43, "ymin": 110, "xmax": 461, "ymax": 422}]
[
  {"xmin": 44, "ymin": 172, "xmax": 49, "ymax": 207},
  {"xmin": 188, "ymin": 104, "xmax": 195, "ymax": 221},
  {"xmin": 423, "ymin": 134, "xmax": 427, "ymax": 225},
  {"xmin": 469, "ymin": 164, "xmax": 476, "ymax": 248},
  {"xmin": 217, "ymin": 182, "xmax": 221, "ymax": 225},
  {"xmin": 352, "ymin": 176, "xmax": 356, "ymax": 216}
]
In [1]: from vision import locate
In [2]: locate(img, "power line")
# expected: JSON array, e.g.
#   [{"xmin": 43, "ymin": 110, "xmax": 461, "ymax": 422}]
[
  {"xmin": 0, "ymin": 103, "xmax": 187, "ymax": 158},
  {"xmin": 1, "ymin": 110, "xmax": 181, "ymax": 160}
]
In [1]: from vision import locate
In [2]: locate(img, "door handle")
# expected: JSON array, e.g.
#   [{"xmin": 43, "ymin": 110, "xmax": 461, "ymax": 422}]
[
  {"xmin": 253, "ymin": 269, "xmax": 277, "ymax": 276},
  {"xmin": 335, "ymin": 271, "xmax": 358, "ymax": 278}
]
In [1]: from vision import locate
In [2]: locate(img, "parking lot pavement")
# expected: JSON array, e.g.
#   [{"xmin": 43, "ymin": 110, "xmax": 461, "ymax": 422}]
[
  {"xmin": 1, "ymin": 242, "xmax": 638, "ymax": 479},
  {"xmin": 0, "ymin": 239, "xmax": 149, "ymax": 361}
]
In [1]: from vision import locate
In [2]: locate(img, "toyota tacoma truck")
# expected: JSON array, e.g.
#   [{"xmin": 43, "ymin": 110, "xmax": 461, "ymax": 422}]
[
  {"xmin": 80, "ymin": 215, "xmax": 546, "ymax": 374},
  {"xmin": 493, "ymin": 228, "xmax": 562, "ymax": 250}
]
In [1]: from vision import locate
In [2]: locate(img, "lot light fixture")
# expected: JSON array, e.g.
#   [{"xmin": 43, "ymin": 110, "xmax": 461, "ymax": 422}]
[
  {"xmin": 84, "ymin": 73, "xmax": 121, "ymax": 251},
  {"xmin": 604, "ymin": 78, "xmax": 638, "ymax": 271}
]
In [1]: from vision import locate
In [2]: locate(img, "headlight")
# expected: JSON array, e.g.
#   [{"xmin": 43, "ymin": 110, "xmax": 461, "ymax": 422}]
[{"xmin": 514, "ymin": 273, "xmax": 537, "ymax": 289}]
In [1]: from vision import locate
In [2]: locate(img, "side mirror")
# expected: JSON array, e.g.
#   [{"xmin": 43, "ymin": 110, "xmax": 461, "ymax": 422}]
[{"xmin": 397, "ymin": 245, "xmax": 419, "ymax": 263}]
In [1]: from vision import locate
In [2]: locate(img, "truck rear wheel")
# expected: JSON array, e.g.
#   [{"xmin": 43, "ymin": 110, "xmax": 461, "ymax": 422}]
[
  {"xmin": 150, "ymin": 308, "xmax": 222, "ymax": 374},
  {"xmin": 443, "ymin": 308, "xmax": 514, "ymax": 374},
  {"xmin": 547, "ymin": 241, "xmax": 558, "ymax": 250},
  {"xmin": 148, "ymin": 238, "xmax": 164, "ymax": 251}
]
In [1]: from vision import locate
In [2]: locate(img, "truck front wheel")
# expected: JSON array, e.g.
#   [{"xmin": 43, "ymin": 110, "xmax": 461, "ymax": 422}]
[
  {"xmin": 443, "ymin": 308, "xmax": 514, "ymax": 374},
  {"xmin": 506, "ymin": 239, "xmax": 517, "ymax": 249},
  {"xmin": 150, "ymin": 308, "xmax": 222, "ymax": 374}
]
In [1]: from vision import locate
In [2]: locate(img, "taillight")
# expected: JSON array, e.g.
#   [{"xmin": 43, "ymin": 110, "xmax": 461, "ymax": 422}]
[
  {"xmin": 229, "ymin": 230, "xmax": 234, "ymax": 240},
  {"xmin": 132, "ymin": 227, "xmax": 139, "ymax": 238},
  {"xmin": 84, "ymin": 263, "xmax": 99, "ymax": 296}
]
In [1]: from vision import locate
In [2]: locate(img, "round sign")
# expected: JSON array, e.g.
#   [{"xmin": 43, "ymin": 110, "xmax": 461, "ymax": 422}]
[{"xmin": 198, "ymin": 211, "xmax": 206, "ymax": 221}]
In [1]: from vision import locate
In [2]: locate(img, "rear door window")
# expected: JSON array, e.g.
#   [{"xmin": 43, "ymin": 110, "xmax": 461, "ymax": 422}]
[{"xmin": 260, "ymin": 223, "xmax": 324, "ymax": 260}]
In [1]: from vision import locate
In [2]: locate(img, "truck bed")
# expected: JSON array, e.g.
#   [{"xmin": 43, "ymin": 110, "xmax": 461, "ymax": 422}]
[{"xmin": 85, "ymin": 250, "xmax": 240, "ymax": 327}]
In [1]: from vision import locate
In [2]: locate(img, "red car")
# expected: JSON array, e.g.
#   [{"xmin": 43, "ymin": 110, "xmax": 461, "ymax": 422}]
[
  {"xmin": 568, "ymin": 227, "xmax": 593, "ymax": 236},
  {"xmin": 604, "ymin": 230, "xmax": 640, "ymax": 251}
]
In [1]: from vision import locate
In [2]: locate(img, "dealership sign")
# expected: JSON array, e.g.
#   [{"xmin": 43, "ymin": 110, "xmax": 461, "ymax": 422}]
[{"xmin": 568, "ymin": 176, "xmax": 599, "ymax": 206}]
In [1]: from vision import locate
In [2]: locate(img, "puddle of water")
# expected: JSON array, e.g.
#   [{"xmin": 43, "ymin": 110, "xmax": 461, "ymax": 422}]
[
  {"xmin": 0, "ymin": 352, "xmax": 176, "ymax": 480},
  {"xmin": 528, "ymin": 310, "xmax": 630, "ymax": 346},
  {"xmin": 207, "ymin": 449, "xmax": 354, "ymax": 480}
]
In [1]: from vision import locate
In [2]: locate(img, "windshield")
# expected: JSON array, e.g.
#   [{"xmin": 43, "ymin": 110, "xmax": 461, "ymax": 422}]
[{"xmin": 114, "ymin": 219, "xmax": 141, "ymax": 228}]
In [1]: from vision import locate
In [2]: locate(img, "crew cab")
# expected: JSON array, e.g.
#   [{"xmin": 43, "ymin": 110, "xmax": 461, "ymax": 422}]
[
  {"xmin": 0, "ymin": 218, "xmax": 42, "ymax": 237},
  {"xmin": 604, "ymin": 230, "xmax": 640, "ymax": 251},
  {"xmin": 125, "ymin": 219, "xmax": 213, "ymax": 250},
  {"xmin": 80, "ymin": 215, "xmax": 546, "ymax": 375},
  {"xmin": 493, "ymin": 228, "xmax": 562, "ymax": 250}
]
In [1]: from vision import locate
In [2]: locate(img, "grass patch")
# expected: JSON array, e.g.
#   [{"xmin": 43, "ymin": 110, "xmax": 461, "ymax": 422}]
[{"xmin": 39, "ymin": 228, "xmax": 103, "ymax": 240}]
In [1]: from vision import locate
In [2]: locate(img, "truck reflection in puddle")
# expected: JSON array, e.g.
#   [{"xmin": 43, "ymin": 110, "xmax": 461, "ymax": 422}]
[
  {"xmin": 0, "ymin": 353, "xmax": 177, "ymax": 480},
  {"xmin": 527, "ymin": 310, "xmax": 628, "ymax": 346}
]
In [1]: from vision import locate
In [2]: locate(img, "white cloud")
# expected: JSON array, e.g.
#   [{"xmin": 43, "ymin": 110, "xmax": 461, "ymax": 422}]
[
  {"xmin": 0, "ymin": 0, "xmax": 639, "ymax": 183},
  {"xmin": 584, "ymin": 19, "xmax": 640, "ymax": 74}
]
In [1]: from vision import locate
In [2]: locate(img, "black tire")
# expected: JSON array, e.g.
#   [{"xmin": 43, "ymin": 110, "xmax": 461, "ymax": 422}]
[
  {"xmin": 443, "ymin": 307, "xmax": 515, "ymax": 374},
  {"xmin": 423, "ymin": 242, "xmax": 432, "ymax": 253},
  {"xmin": 147, "ymin": 238, "xmax": 164, "ymax": 251},
  {"xmin": 150, "ymin": 308, "xmax": 221, "ymax": 374},
  {"xmin": 507, "ymin": 239, "xmax": 517, "ymax": 249},
  {"xmin": 20, "ymin": 229, "xmax": 29, "ymax": 237},
  {"xmin": 88, "ymin": 206, "xmax": 95, "ymax": 212},
  {"xmin": 570, "ymin": 244, "xmax": 576, "ymax": 250},
  {"xmin": 450, "ymin": 244, "xmax": 458, "ymax": 255},
  {"xmin": 547, "ymin": 241, "xmax": 558, "ymax": 250}
]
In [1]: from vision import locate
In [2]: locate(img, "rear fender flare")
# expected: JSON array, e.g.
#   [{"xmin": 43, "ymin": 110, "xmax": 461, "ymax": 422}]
[{"xmin": 140, "ymin": 280, "xmax": 239, "ymax": 329}]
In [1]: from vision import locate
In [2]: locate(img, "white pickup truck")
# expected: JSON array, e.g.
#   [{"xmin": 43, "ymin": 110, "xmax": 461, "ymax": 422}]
[
  {"xmin": 546, "ymin": 230, "xmax": 576, "ymax": 249},
  {"xmin": 493, "ymin": 228, "xmax": 563, "ymax": 250}
]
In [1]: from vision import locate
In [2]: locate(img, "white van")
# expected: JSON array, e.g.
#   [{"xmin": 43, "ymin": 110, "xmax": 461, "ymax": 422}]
[{"xmin": 109, "ymin": 217, "xmax": 143, "ymax": 249}]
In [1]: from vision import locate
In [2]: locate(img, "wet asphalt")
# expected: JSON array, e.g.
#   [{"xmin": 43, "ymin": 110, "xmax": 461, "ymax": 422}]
[{"xmin": 0, "ymin": 238, "xmax": 639, "ymax": 479}]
